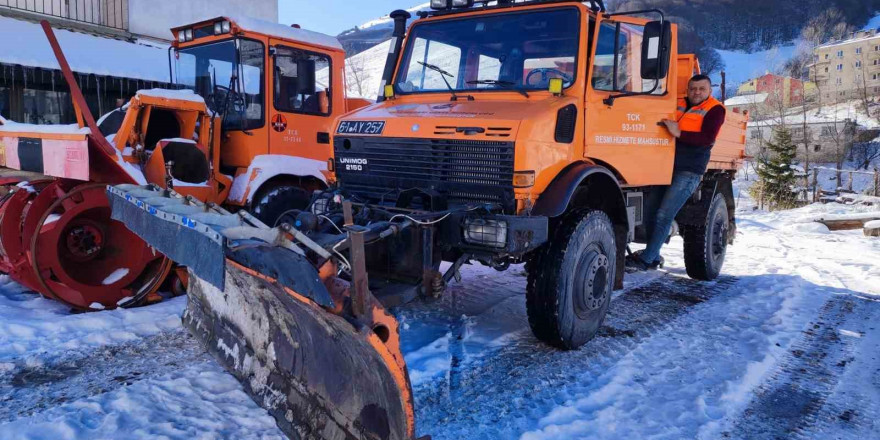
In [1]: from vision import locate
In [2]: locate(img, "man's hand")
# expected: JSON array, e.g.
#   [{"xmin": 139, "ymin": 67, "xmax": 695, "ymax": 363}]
[{"xmin": 660, "ymin": 119, "xmax": 681, "ymax": 138}]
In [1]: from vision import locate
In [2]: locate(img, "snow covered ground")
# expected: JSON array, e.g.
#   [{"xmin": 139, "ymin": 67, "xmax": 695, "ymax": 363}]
[{"xmin": 1, "ymin": 176, "xmax": 879, "ymax": 440}]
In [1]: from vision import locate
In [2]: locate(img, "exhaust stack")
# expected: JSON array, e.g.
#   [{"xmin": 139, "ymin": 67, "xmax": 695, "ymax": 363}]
[{"xmin": 377, "ymin": 10, "xmax": 412, "ymax": 102}]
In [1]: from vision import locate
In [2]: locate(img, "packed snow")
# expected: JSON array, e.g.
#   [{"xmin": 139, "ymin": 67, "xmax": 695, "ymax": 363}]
[
  {"xmin": 0, "ymin": 120, "xmax": 90, "ymax": 135},
  {"xmin": 0, "ymin": 15, "xmax": 171, "ymax": 83},
  {"xmin": 227, "ymin": 155, "xmax": 328, "ymax": 203},
  {"xmin": 102, "ymin": 269, "xmax": 131, "ymax": 286},
  {"xmin": 1, "ymin": 170, "xmax": 879, "ymax": 439},
  {"xmin": 137, "ymin": 89, "xmax": 206, "ymax": 104}
]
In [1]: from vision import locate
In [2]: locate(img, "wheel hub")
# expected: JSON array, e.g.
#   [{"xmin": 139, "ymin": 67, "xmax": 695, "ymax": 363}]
[
  {"xmin": 64, "ymin": 220, "xmax": 105, "ymax": 262},
  {"xmin": 575, "ymin": 250, "xmax": 610, "ymax": 316}
]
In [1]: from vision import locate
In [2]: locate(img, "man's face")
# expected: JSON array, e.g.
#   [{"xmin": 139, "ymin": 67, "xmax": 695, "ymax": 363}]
[{"xmin": 687, "ymin": 79, "xmax": 712, "ymax": 105}]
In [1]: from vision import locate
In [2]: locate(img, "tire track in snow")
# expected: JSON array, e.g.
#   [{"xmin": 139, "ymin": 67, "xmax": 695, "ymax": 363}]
[
  {"xmin": 728, "ymin": 294, "xmax": 880, "ymax": 440},
  {"xmin": 412, "ymin": 275, "xmax": 739, "ymax": 440},
  {"xmin": 0, "ymin": 329, "xmax": 208, "ymax": 422}
]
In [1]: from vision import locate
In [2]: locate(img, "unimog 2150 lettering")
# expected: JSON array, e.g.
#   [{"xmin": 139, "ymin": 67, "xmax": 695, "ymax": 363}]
[{"xmin": 111, "ymin": 1, "xmax": 747, "ymax": 439}]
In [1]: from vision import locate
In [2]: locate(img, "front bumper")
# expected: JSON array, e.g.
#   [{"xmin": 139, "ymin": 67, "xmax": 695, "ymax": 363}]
[{"xmin": 438, "ymin": 212, "xmax": 548, "ymax": 256}]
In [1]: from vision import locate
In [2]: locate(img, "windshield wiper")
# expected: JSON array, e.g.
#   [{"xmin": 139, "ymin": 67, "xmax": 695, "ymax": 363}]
[
  {"xmin": 466, "ymin": 79, "xmax": 530, "ymax": 98},
  {"xmin": 418, "ymin": 61, "xmax": 472, "ymax": 101}
]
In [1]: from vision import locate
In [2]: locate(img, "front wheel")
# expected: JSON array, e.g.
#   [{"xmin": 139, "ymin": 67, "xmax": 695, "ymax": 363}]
[
  {"xmin": 252, "ymin": 184, "xmax": 311, "ymax": 227},
  {"xmin": 526, "ymin": 210, "xmax": 616, "ymax": 350},
  {"xmin": 682, "ymin": 193, "xmax": 729, "ymax": 281}
]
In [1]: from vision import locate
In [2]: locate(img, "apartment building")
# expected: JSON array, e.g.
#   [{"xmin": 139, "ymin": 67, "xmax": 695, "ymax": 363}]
[
  {"xmin": 809, "ymin": 28, "xmax": 880, "ymax": 103},
  {"xmin": 0, "ymin": 0, "xmax": 276, "ymax": 124}
]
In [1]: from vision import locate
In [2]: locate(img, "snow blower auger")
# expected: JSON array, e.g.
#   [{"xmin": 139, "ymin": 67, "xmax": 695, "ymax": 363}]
[
  {"xmin": 0, "ymin": 21, "xmax": 228, "ymax": 310},
  {"xmin": 107, "ymin": 184, "xmax": 421, "ymax": 440}
]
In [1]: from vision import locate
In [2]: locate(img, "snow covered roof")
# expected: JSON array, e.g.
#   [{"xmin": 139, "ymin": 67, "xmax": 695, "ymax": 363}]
[
  {"xmin": 0, "ymin": 15, "xmax": 171, "ymax": 83},
  {"xmin": 182, "ymin": 15, "xmax": 342, "ymax": 51},
  {"xmin": 725, "ymin": 93, "xmax": 769, "ymax": 107}
]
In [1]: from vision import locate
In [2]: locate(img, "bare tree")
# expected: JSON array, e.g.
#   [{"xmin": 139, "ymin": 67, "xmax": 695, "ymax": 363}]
[{"xmin": 344, "ymin": 53, "xmax": 369, "ymax": 99}]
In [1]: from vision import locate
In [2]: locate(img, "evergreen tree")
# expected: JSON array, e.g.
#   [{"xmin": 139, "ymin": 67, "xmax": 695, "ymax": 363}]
[{"xmin": 756, "ymin": 126, "xmax": 800, "ymax": 210}]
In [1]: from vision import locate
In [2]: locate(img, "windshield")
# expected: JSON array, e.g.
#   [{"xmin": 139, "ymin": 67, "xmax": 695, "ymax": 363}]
[
  {"xmin": 176, "ymin": 39, "xmax": 265, "ymax": 131},
  {"xmin": 395, "ymin": 8, "xmax": 580, "ymax": 95}
]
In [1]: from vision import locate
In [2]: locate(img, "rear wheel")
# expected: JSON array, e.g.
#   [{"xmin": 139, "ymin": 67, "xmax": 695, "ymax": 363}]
[
  {"xmin": 526, "ymin": 210, "xmax": 616, "ymax": 350},
  {"xmin": 682, "ymin": 193, "xmax": 729, "ymax": 281},
  {"xmin": 251, "ymin": 184, "xmax": 311, "ymax": 227}
]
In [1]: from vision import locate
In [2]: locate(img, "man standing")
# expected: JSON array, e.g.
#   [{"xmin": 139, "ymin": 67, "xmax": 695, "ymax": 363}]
[{"xmin": 627, "ymin": 74, "xmax": 726, "ymax": 271}]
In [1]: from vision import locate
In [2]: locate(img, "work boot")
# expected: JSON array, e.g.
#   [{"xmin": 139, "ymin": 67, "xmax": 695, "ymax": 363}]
[{"xmin": 625, "ymin": 250, "xmax": 663, "ymax": 273}]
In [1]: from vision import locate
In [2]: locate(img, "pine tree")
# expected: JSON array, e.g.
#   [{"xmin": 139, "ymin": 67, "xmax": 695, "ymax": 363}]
[{"xmin": 756, "ymin": 126, "xmax": 800, "ymax": 210}]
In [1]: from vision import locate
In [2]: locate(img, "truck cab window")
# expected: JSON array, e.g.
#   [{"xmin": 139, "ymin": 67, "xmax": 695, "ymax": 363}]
[
  {"xmin": 176, "ymin": 39, "xmax": 265, "ymax": 131},
  {"xmin": 592, "ymin": 21, "xmax": 664, "ymax": 94},
  {"xmin": 274, "ymin": 46, "xmax": 332, "ymax": 116}
]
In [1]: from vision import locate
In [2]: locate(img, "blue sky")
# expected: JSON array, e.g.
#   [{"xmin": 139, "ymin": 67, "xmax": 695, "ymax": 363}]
[{"xmin": 279, "ymin": 0, "xmax": 419, "ymax": 36}]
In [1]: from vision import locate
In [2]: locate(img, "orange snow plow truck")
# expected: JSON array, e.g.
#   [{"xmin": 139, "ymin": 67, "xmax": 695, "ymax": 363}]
[
  {"xmin": 110, "ymin": 1, "xmax": 747, "ymax": 439},
  {"xmin": 0, "ymin": 17, "xmax": 368, "ymax": 310}
]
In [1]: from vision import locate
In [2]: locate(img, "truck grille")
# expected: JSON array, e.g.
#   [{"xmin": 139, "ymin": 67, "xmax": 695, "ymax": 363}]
[{"xmin": 335, "ymin": 137, "xmax": 515, "ymax": 211}]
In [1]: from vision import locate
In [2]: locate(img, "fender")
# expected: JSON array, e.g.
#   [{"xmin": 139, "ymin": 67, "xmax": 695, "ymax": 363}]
[
  {"xmin": 227, "ymin": 154, "xmax": 328, "ymax": 206},
  {"xmin": 533, "ymin": 161, "xmax": 626, "ymax": 222}
]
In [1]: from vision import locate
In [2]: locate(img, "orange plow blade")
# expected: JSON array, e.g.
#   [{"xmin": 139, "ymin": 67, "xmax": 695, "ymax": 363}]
[{"xmin": 108, "ymin": 184, "xmax": 419, "ymax": 439}]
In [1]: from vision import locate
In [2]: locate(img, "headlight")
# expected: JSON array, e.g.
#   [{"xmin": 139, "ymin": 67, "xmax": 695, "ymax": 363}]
[
  {"xmin": 184, "ymin": 29, "xmax": 193, "ymax": 41},
  {"xmin": 177, "ymin": 31, "xmax": 186, "ymax": 43},
  {"xmin": 452, "ymin": 0, "xmax": 474, "ymax": 7},
  {"xmin": 430, "ymin": 0, "xmax": 449, "ymax": 9},
  {"xmin": 221, "ymin": 20, "xmax": 231, "ymax": 33},
  {"xmin": 214, "ymin": 22, "xmax": 222, "ymax": 35},
  {"xmin": 464, "ymin": 219, "xmax": 507, "ymax": 248}
]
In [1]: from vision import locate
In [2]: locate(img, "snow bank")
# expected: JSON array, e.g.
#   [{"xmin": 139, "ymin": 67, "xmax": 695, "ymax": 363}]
[
  {"xmin": 800, "ymin": 211, "xmax": 880, "ymax": 223},
  {"xmin": 137, "ymin": 88, "xmax": 205, "ymax": 104},
  {"xmin": 0, "ymin": 276, "xmax": 185, "ymax": 360},
  {"xmin": 783, "ymin": 222, "xmax": 830, "ymax": 234},
  {"xmin": 0, "ymin": 15, "xmax": 171, "ymax": 83},
  {"xmin": 865, "ymin": 220, "xmax": 880, "ymax": 229}
]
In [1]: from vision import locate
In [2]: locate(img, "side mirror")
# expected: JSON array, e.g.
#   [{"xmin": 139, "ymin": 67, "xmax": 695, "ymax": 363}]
[{"xmin": 641, "ymin": 20, "xmax": 672, "ymax": 80}]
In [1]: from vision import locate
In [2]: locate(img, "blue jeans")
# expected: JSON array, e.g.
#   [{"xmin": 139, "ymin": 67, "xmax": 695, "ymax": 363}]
[{"xmin": 640, "ymin": 171, "xmax": 703, "ymax": 264}]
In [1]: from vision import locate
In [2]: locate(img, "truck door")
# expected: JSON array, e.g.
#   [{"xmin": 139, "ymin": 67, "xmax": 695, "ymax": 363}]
[
  {"xmin": 268, "ymin": 42, "xmax": 334, "ymax": 162},
  {"xmin": 584, "ymin": 16, "xmax": 677, "ymax": 187}
]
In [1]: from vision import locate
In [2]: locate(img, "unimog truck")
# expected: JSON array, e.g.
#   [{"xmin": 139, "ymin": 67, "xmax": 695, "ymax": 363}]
[{"xmin": 110, "ymin": 1, "xmax": 747, "ymax": 438}]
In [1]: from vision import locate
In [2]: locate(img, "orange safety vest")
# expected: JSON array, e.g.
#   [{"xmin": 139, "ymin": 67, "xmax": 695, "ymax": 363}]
[{"xmin": 675, "ymin": 95, "xmax": 724, "ymax": 141}]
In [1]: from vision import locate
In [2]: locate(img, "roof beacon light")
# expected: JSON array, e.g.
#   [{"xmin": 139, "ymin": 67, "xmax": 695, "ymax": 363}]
[{"xmin": 430, "ymin": 0, "xmax": 449, "ymax": 9}]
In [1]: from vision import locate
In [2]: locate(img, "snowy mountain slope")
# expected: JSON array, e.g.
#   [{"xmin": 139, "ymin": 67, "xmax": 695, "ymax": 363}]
[{"xmin": 1, "ymin": 175, "xmax": 879, "ymax": 439}]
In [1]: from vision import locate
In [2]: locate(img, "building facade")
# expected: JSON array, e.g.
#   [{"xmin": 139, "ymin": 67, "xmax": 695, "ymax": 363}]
[
  {"xmin": 736, "ymin": 73, "xmax": 810, "ymax": 109},
  {"xmin": 809, "ymin": 29, "xmax": 880, "ymax": 104},
  {"xmin": 0, "ymin": 0, "xmax": 277, "ymax": 124},
  {"xmin": 746, "ymin": 119, "xmax": 868, "ymax": 164}
]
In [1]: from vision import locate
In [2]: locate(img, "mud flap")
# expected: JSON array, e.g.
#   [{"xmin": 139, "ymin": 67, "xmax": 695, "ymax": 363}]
[{"xmin": 184, "ymin": 261, "xmax": 410, "ymax": 440}]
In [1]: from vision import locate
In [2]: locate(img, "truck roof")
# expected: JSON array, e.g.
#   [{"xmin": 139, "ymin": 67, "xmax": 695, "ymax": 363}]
[{"xmin": 173, "ymin": 15, "xmax": 343, "ymax": 51}]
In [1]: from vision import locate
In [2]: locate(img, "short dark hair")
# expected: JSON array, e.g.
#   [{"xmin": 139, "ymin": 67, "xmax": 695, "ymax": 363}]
[{"xmin": 689, "ymin": 74, "xmax": 712, "ymax": 85}]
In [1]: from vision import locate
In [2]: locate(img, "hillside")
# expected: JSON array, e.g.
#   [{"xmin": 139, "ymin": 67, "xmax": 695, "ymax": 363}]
[{"xmin": 339, "ymin": 1, "xmax": 880, "ymax": 79}]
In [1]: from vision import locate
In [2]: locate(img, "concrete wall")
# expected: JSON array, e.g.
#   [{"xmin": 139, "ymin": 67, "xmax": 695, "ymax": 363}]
[{"xmin": 128, "ymin": 0, "xmax": 277, "ymax": 41}]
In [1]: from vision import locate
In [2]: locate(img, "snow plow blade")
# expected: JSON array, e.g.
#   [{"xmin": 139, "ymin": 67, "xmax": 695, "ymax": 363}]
[{"xmin": 107, "ymin": 184, "xmax": 417, "ymax": 440}]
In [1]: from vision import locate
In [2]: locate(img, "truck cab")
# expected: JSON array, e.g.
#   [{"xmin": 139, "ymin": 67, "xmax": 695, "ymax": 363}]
[{"xmin": 170, "ymin": 16, "xmax": 369, "ymax": 219}]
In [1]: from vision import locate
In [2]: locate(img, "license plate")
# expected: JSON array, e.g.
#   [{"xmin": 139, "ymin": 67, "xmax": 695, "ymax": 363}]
[{"xmin": 337, "ymin": 120, "xmax": 386, "ymax": 135}]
